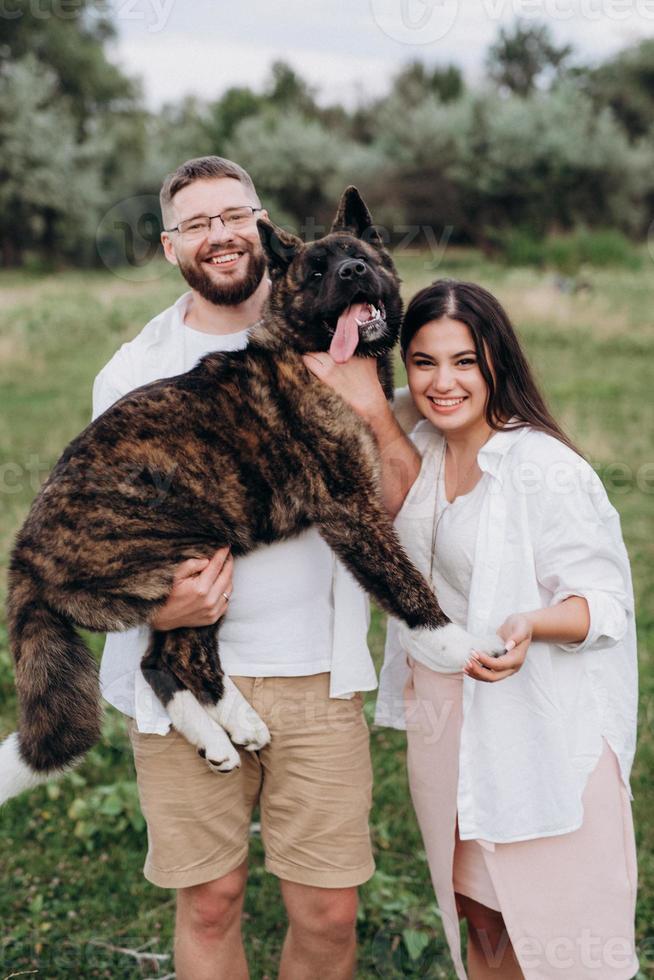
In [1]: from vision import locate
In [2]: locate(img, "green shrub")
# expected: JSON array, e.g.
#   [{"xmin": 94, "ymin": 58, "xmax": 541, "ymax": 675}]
[
  {"xmin": 496, "ymin": 230, "xmax": 547, "ymax": 268},
  {"xmin": 496, "ymin": 227, "xmax": 642, "ymax": 273},
  {"xmin": 566, "ymin": 229, "xmax": 642, "ymax": 269}
]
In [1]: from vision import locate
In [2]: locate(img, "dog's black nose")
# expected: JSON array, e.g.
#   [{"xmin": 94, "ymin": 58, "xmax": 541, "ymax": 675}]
[{"xmin": 338, "ymin": 259, "xmax": 367, "ymax": 280}]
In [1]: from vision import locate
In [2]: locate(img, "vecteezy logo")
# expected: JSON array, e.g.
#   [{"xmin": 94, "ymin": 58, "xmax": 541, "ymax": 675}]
[
  {"xmin": 369, "ymin": 0, "xmax": 460, "ymax": 44},
  {"xmin": 96, "ymin": 194, "xmax": 164, "ymax": 282}
]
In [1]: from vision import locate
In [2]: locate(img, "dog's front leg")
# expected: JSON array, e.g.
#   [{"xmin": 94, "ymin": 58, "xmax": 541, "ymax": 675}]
[
  {"xmin": 314, "ymin": 493, "xmax": 445, "ymax": 629},
  {"xmin": 316, "ymin": 498, "xmax": 504, "ymax": 667}
]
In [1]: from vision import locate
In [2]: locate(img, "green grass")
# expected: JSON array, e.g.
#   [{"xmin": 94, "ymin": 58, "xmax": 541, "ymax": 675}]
[{"xmin": 0, "ymin": 256, "xmax": 652, "ymax": 979}]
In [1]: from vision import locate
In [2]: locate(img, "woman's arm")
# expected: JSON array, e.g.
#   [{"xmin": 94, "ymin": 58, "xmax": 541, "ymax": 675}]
[
  {"xmin": 467, "ymin": 435, "xmax": 633, "ymax": 679},
  {"xmin": 302, "ymin": 353, "xmax": 421, "ymax": 517},
  {"xmin": 525, "ymin": 595, "xmax": 591, "ymax": 645},
  {"xmin": 464, "ymin": 596, "xmax": 591, "ymax": 683}
]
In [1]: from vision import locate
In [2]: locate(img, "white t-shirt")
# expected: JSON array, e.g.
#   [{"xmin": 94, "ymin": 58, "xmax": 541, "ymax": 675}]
[
  {"xmin": 181, "ymin": 321, "xmax": 251, "ymax": 363},
  {"xmin": 93, "ymin": 293, "xmax": 377, "ymax": 731},
  {"xmin": 428, "ymin": 462, "xmax": 488, "ymax": 632},
  {"xmin": 177, "ymin": 320, "xmax": 335, "ymax": 677}
]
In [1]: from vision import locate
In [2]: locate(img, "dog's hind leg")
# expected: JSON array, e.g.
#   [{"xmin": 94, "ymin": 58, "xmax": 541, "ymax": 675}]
[
  {"xmin": 142, "ymin": 627, "xmax": 269, "ymax": 771},
  {"xmin": 142, "ymin": 629, "xmax": 240, "ymax": 773},
  {"xmin": 204, "ymin": 675, "xmax": 271, "ymax": 752}
]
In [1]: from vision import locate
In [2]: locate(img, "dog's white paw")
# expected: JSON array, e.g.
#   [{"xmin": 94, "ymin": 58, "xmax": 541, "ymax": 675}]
[
  {"xmin": 198, "ymin": 732, "xmax": 241, "ymax": 774},
  {"xmin": 229, "ymin": 714, "xmax": 271, "ymax": 752},
  {"xmin": 167, "ymin": 689, "xmax": 241, "ymax": 771},
  {"xmin": 212, "ymin": 708, "xmax": 270, "ymax": 752},
  {"xmin": 398, "ymin": 622, "xmax": 505, "ymax": 672},
  {"xmin": 206, "ymin": 677, "xmax": 271, "ymax": 752},
  {"xmin": 429, "ymin": 623, "xmax": 479, "ymax": 671},
  {"xmin": 469, "ymin": 631, "xmax": 507, "ymax": 658}
]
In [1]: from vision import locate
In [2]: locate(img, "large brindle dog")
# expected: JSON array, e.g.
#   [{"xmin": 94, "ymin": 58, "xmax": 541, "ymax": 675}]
[{"xmin": 1, "ymin": 188, "xmax": 492, "ymax": 804}]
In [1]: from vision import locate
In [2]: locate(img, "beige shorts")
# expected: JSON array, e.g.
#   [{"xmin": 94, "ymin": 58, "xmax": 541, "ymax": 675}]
[{"xmin": 127, "ymin": 673, "xmax": 375, "ymax": 890}]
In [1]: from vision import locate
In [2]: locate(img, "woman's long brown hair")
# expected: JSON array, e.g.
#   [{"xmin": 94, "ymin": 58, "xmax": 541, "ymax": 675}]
[{"xmin": 401, "ymin": 278, "xmax": 582, "ymax": 456}]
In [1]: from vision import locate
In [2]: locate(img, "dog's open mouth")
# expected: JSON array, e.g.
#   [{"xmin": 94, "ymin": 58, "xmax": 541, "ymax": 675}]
[{"xmin": 328, "ymin": 301, "xmax": 387, "ymax": 363}]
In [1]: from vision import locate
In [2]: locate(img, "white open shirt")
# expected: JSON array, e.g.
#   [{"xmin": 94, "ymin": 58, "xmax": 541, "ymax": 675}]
[{"xmin": 375, "ymin": 418, "xmax": 638, "ymax": 843}]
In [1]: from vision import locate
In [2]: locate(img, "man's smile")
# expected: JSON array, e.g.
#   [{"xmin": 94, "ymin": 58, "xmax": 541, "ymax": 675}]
[{"xmin": 203, "ymin": 250, "xmax": 244, "ymax": 270}]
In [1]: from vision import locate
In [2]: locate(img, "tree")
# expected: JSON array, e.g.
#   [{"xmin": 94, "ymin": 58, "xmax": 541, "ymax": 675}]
[
  {"xmin": 455, "ymin": 85, "xmax": 650, "ymax": 241},
  {"xmin": 391, "ymin": 61, "xmax": 464, "ymax": 104},
  {"xmin": 0, "ymin": 56, "xmax": 103, "ymax": 265},
  {"xmin": 206, "ymin": 62, "xmax": 354, "ymax": 157},
  {"xmin": 486, "ymin": 21, "xmax": 573, "ymax": 97},
  {"xmin": 225, "ymin": 110, "xmax": 379, "ymax": 231},
  {"xmin": 0, "ymin": 0, "xmax": 140, "ymax": 134},
  {"xmin": 207, "ymin": 87, "xmax": 264, "ymax": 146},
  {"xmin": 582, "ymin": 39, "xmax": 654, "ymax": 139},
  {"xmin": 266, "ymin": 60, "xmax": 318, "ymax": 115},
  {"xmin": 0, "ymin": 0, "xmax": 149, "ymax": 265}
]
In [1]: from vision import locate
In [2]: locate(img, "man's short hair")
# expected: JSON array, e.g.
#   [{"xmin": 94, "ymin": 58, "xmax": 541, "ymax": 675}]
[{"xmin": 160, "ymin": 156, "xmax": 260, "ymax": 227}]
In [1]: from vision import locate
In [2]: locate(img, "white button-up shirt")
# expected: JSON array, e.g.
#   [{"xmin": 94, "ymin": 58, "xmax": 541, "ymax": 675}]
[
  {"xmin": 92, "ymin": 293, "xmax": 376, "ymax": 733},
  {"xmin": 375, "ymin": 413, "xmax": 638, "ymax": 844}
]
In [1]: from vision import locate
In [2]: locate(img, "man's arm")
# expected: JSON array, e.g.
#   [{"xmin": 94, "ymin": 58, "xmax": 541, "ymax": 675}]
[{"xmin": 302, "ymin": 354, "xmax": 421, "ymax": 517}]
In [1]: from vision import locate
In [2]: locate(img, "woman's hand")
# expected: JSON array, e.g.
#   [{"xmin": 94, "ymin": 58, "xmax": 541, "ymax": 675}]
[
  {"xmin": 301, "ymin": 352, "xmax": 388, "ymax": 422},
  {"xmin": 463, "ymin": 613, "xmax": 533, "ymax": 683},
  {"xmin": 150, "ymin": 547, "xmax": 234, "ymax": 631}
]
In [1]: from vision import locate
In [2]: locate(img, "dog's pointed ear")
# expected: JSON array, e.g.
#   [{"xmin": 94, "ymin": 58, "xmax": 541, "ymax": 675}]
[
  {"xmin": 330, "ymin": 186, "xmax": 383, "ymax": 248},
  {"xmin": 257, "ymin": 220, "xmax": 302, "ymax": 276}
]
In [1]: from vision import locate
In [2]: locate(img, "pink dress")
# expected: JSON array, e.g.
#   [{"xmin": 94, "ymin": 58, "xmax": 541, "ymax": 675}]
[{"xmin": 405, "ymin": 661, "xmax": 638, "ymax": 979}]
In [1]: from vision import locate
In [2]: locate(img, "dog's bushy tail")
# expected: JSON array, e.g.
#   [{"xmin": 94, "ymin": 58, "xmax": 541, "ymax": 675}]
[{"xmin": 1, "ymin": 567, "xmax": 102, "ymax": 805}]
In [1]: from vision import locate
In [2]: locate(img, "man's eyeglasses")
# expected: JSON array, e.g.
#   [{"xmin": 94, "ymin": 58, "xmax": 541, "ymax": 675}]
[{"xmin": 165, "ymin": 206, "xmax": 263, "ymax": 238}]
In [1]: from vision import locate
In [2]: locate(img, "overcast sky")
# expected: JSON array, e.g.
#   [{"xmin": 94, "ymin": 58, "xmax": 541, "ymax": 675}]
[{"xmin": 108, "ymin": 0, "xmax": 654, "ymax": 107}]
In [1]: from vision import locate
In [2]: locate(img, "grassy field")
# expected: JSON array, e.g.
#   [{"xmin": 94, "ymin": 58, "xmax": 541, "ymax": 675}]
[{"xmin": 0, "ymin": 252, "xmax": 652, "ymax": 979}]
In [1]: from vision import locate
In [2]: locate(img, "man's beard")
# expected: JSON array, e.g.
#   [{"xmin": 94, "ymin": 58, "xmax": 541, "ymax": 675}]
[{"xmin": 178, "ymin": 246, "xmax": 266, "ymax": 307}]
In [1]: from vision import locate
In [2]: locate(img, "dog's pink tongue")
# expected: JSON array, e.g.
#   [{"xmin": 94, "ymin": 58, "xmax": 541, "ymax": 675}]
[{"xmin": 329, "ymin": 303, "xmax": 367, "ymax": 363}]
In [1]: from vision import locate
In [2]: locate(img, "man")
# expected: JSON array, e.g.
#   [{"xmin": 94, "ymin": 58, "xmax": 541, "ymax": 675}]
[{"xmin": 93, "ymin": 157, "xmax": 378, "ymax": 980}]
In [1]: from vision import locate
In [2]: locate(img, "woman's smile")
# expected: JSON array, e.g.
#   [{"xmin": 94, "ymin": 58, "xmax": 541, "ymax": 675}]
[{"xmin": 426, "ymin": 395, "xmax": 469, "ymax": 413}]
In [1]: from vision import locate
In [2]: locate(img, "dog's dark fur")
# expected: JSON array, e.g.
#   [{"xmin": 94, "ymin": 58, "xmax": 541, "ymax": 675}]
[{"xmin": 4, "ymin": 188, "xmax": 448, "ymax": 792}]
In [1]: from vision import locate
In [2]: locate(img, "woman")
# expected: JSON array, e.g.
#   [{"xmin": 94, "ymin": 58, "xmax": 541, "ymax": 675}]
[{"xmin": 304, "ymin": 279, "xmax": 638, "ymax": 980}]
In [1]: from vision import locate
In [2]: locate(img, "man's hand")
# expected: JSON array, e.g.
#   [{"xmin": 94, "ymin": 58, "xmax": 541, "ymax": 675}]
[
  {"xmin": 150, "ymin": 547, "xmax": 234, "ymax": 631},
  {"xmin": 302, "ymin": 352, "xmax": 388, "ymax": 422},
  {"xmin": 463, "ymin": 613, "xmax": 532, "ymax": 683}
]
